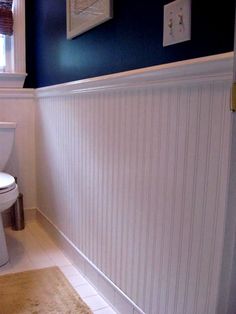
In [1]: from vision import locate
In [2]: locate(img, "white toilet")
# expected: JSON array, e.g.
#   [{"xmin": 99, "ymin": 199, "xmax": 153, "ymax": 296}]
[{"xmin": 0, "ymin": 122, "xmax": 19, "ymax": 266}]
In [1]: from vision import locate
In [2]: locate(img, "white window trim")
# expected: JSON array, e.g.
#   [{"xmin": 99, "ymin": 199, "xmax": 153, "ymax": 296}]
[
  {"xmin": 0, "ymin": 35, "xmax": 5, "ymax": 69},
  {"xmin": 0, "ymin": 0, "xmax": 27, "ymax": 88}
]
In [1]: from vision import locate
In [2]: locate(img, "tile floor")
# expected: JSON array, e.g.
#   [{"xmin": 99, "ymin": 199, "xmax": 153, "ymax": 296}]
[{"xmin": 0, "ymin": 221, "xmax": 117, "ymax": 314}]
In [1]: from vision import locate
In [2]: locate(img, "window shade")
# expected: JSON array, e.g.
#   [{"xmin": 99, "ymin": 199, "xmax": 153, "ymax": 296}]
[{"xmin": 0, "ymin": 0, "xmax": 13, "ymax": 36}]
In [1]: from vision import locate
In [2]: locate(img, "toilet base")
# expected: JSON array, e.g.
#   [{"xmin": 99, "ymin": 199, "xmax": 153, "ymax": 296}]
[{"xmin": 0, "ymin": 214, "xmax": 9, "ymax": 266}]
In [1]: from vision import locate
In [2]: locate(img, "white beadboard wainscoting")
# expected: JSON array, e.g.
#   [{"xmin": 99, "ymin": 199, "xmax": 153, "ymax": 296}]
[
  {"xmin": 35, "ymin": 53, "xmax": 236, "ymax": 314},
  {"xmin": 0, "ymin": 89, "xmax": 37, "ymax": 210}
]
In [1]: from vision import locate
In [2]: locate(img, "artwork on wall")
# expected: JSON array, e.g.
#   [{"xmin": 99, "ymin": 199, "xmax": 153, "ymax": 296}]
[{"xmin": 67, "ymin": 0, "xmax": 113, "ymax": 39}]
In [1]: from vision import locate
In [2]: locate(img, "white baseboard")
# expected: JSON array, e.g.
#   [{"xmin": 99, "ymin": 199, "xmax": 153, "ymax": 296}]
[{"xmin": 36, "ymin": 208, "xmax": 145, "ymax": 314}]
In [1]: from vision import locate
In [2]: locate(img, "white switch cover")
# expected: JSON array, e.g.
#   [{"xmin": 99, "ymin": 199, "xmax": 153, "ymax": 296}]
[{"xmin": 163, "ymin": 0, "xmax": 191, "ymax": 47}]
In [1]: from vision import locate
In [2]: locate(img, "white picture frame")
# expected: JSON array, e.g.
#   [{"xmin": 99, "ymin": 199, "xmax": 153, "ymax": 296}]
[{"xmin": 67, "ymin": 0, "xmax": 113, "ymax": 39}]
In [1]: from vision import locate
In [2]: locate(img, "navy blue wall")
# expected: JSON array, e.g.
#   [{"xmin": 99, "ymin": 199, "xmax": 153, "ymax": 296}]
[{"xmin": 24, "ymin": 0, "xmax": 235, "ymax": 88}]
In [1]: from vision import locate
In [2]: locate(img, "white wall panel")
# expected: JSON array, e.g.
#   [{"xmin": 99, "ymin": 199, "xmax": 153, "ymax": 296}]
[
  {"xmin": 36, "ymin": 57, "xmax": 233, "ymax": 313},
  {"xmin": 0, "ymin": 92, "xmax": 36, "ymax": 209}
]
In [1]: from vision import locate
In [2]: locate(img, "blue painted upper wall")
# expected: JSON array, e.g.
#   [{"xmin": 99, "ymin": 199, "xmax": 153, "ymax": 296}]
[{"xmin": 24, "ymin": 0, "xmax": 235, "ymax": 88}]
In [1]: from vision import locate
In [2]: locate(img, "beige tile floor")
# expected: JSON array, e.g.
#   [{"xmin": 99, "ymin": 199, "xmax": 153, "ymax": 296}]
[{"xmin": 0, "ymin": 221, "xmax": 117, "ymax": 314}]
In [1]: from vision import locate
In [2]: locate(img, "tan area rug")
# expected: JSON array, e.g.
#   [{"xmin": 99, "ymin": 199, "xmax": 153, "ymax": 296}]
[{"xmin": 0, "ymin": 266, "xmax": 93, "ymax": 314}]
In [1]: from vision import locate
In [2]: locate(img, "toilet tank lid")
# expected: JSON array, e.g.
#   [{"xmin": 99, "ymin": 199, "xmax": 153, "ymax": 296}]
[
  {"xmin": 0, "ymin": 122, "xmax": 17, "ymax": 129},
  {"xmin": 0, "ymin": 172, "xmax": 15, "ymax": 189}
]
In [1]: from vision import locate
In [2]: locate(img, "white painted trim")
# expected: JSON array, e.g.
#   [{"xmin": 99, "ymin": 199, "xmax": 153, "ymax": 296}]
[
  {"xmin": 36, "ymin": 52, "xmax": 234, "ymax": 98},
  {"xmin": 0, "ymin": 88, "xmax": 35, "ymax": 98},
  {"xmin": 36, "ymin": 208, "xmax": 145, "ymax": 314},
  {"xmin": 13, "ymin": 0, "xmax": 26, "ymax": 74},
  {"xmin": 0, "ymin": 72, "xmax": 27, "ymax": 88},
  {"xmin": 0, "ymin": 0, "xmax": 26, "ymax": 88}
]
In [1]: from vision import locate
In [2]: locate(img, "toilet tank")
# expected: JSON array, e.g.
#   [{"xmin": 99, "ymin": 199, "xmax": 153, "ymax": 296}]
[{"xmin": 0, "ymin": 122, "xmax": 16, "ymax": 171}]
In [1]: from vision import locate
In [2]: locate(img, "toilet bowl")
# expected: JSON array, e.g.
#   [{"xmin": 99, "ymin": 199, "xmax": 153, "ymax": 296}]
[
  {"xmin": 0, "ymin": 122, "xmax": 18, "ymax": 266},
  {"xmin": 0, "ymin": 173, "xmax": 18, "ymax": 266}
]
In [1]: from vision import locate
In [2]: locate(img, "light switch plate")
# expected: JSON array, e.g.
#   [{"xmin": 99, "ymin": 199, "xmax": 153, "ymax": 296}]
[{"xmin": 163, "ymin": 0, "xmax": 191, "ymax": 47}]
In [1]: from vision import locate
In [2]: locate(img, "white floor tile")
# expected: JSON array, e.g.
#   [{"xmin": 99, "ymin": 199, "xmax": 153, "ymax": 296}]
[
  {"xmin": 47, "ymin": 251, "xmax": 71, "ymax": 266},
  {"xmin": 94, "ymin": 307, "xmax": 117, "ymax": 314},
  {"xmin": 1, "ymin": 223, "xmax": 117, "ymax": 313},
  {"xmin": 29, "ymin": 256, "xmax": 55, "ymax": 269},
  {"xmin": 74, "ymin": 283, "xmax": 98, "ymax": 298},
  {"xmin": 59, "ymin": 264, "xmax": 80, "ymax": 276},
  {"xmin": 67, "ymin": 273, "xmax": 87, "ymax": 287},
  {"xmin": 84, "ymin": 295, "xmax": 109, "ymax": 311},
  {"xmin": 10, "ymin": 255, "xmax": 34, "ymax": 273}
]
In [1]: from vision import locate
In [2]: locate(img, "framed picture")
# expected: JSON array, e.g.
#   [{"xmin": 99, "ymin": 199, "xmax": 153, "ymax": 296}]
[{"xmin": 67, "ymin": 0, "xmax": 113, "ymax": 39}]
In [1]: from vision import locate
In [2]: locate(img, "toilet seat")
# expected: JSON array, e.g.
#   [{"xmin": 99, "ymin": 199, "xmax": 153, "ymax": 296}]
[
  {"xmin": 0, "ymin": 172, "xmax": 16, "ymax": 194},
  {"xmin": 0, "ymin": 182, "xmax": 18, "ymax": 212}
]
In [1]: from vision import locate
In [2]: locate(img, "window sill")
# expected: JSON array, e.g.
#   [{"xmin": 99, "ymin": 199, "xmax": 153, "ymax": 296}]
[{"xmin": 0, "ymin": 72, "xmax": 27, "ymax": 88}]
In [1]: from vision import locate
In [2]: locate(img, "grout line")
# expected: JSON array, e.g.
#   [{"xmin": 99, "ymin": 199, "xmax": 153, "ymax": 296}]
[{"xmin": 93, "ymin": 307, "xmax": 110, "ymax": 313}]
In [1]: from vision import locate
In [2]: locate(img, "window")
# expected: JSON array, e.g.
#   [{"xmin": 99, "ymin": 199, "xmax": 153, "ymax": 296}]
[{"xmin": 0, "ymin": 0, "xmax": 26, "ymax": 88}]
